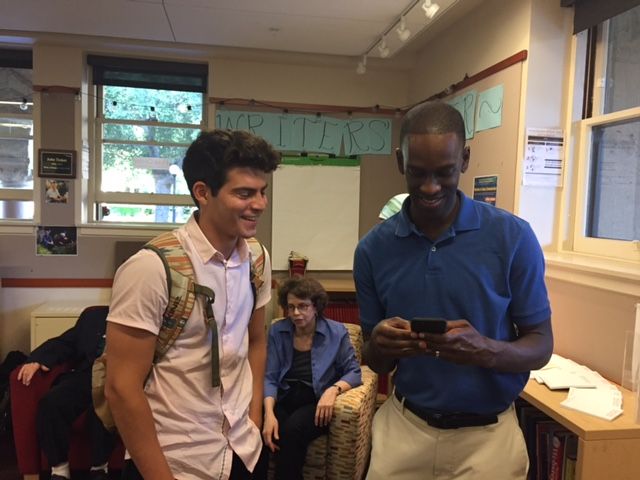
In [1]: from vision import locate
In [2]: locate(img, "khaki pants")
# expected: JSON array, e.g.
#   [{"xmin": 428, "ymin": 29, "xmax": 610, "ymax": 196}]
[{"xmin": 366, "ymin": 393, "xmax": 529, "ymax": 480}]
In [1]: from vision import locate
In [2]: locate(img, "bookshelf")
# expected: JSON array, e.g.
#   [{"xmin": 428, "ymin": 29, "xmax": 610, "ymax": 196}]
[{"xmin": 521, "ymin": 379, "xmax": 640, "ymax": 479}]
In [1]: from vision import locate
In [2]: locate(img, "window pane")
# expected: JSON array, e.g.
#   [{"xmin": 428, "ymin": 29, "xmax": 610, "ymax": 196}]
[
  {"xmin": 99, "ymin": 203, "xmax": 195, "ymax": 224},
  {"xmin": 0, "ymin": 67, "xmax": 33, "ymax": 115},
  {"xmin": 0, "ymin": 200, "xmax": 33, "ymax": 220},
  {"xmin": 588, "ymin": 119, "xmax": 640, "ymax": 241},
  {"xmin": 101, "ymin": 143, "xmax": 189, "ymax": 195},
  {"xmin": 102, "ymin": 123, "xmax": 200, "ymax": 144},
  {"xmin": 102, "ymin": 86, "xmax": 203, "ymax": 125},
  {"xmin": 0, "ymin": 120, "xmax": 33, "ymax": 189},
  {"xmin": 603, "ymin": 5, "xmax": 640, "ymax": 114}
]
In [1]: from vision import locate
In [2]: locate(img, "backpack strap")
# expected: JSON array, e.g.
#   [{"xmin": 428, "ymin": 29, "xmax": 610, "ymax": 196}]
[
  {"xmin": 143, "ymin": 232, "xmax": 220, "ymax": 386},
  {"xmin": 246, "ymin": 237, "xmax": 266, "ymax": 311},
  {"xmin": 142, "ymin": 233, "xmax": 266, "ymax": 387}
]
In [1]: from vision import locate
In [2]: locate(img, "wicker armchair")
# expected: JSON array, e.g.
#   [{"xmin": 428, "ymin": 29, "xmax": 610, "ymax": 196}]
[{"xmin": 269, "ymin": 321, "xmax": 378, "ymax": 480}]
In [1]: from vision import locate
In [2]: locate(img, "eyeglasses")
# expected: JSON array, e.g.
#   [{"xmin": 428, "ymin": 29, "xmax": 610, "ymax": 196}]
[{"xmin": 287, "ymin": 302, "xmax": 313, "ymax": 313}]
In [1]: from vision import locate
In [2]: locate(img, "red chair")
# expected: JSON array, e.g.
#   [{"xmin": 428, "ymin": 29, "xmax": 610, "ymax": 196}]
[{"xmin": 10, "ymin": 362, "xmax": 125, "ymax": 479}]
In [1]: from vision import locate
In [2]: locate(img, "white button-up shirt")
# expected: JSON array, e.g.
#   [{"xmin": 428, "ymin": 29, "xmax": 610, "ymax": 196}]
[{"xmin": 108, "ymin": 214, "xmax": 271, "ymax": 480}]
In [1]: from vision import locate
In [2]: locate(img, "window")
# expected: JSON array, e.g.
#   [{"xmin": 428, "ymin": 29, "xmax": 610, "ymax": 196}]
[
  {"xmin": 0, "ymin": 49, "xmax": 33, "ymax": 221},
  {"xmin": 573, "ymin": 5, "xmax": 640, "ymax": 261},
  {"xmin": 89, "ymin": 56, "xmax": 208, "ymax": 224}
]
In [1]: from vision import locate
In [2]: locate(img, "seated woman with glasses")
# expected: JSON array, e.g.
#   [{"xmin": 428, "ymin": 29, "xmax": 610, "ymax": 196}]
[{"xmin": 263, "ymin": 277, "xmax": 362, "ymax": 480}]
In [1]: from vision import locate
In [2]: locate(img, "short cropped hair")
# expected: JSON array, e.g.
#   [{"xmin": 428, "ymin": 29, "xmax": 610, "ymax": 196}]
[
  {"xmin": 399, "ymin": 101, "xmax": 466, "ymax": 151},
  {"xmin": 278, "ymin": 277, "xmax": 329, "ymax": 317},
  {"xmin": 182, "ymin": 129, "xmax": 281, "ymax": 207}
]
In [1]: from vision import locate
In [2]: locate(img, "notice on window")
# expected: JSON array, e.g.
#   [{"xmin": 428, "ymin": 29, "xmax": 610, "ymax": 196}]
[{"xmin": 523, "ymin": 128, "xmax": 564, "ymax": 187}]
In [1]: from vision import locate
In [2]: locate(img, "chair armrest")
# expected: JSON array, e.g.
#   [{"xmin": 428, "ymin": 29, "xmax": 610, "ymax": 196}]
[
  {"xmin": 326, "ymin": 366, "xmax": 378, "ymax": 480},
  {"xmin": 10, "ymin": 363, "xmax": 71, "ymax": 475}
]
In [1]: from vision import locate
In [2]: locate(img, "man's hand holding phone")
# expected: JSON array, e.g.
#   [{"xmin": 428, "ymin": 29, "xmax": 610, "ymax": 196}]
[{"xmin": 368, "ymin": 317, "xmax": 429, "ymax": 359}]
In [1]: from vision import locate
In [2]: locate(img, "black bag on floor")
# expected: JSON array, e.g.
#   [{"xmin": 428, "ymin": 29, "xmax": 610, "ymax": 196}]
[{"xmin": 0, "ymin": 350, "xmax": 28, "ymax": 434}]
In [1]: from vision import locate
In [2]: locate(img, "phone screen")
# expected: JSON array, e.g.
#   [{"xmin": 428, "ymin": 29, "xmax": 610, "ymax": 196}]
[{"xmin": 410, "ymin": 317, "xmax": 447, "ymax": 334}]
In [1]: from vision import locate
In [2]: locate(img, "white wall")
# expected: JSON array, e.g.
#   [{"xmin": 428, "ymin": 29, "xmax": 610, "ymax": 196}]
[
  {"xmin": 211, "ymin": 57, "xmax": 409, "ymax": 107},
  {"xmin": 517, "ymin": 0, "xmax": 574, "ymax": 247},
  {"xmin": 407, "ymin": 0, "xmax": 531, "ymax": 103}
]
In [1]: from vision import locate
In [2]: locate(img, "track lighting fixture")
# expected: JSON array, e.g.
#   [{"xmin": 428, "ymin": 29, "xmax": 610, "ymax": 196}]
[
  {"xmin": 378, "ymin": 36, "xmax": 390, "ymax": 58},
  {"xmin": 357, "ymin": 0, "xmax": 453, "ymax": 65},
  {"xmin": 396, "ymin": 16, "xmax": 411, "ymax": 42},
  {"xmin": 356, "ymin": 55, "xmax": 367, "ymax": 75},
  {"xmin": 422, "ymin": 0, "xmax": 440, "ymax": 19},
  {"xmin": 19, "ymin": 98, "xmax": 29, "ymax": 111}
]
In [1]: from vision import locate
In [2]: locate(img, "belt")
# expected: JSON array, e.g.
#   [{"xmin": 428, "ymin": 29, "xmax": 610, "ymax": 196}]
[{"xmin": 394, "ymin": 390, "xmax": 499, "ymax": 429}]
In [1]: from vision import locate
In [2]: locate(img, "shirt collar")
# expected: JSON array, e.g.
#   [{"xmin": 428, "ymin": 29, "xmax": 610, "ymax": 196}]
[
  {"xmin": 281, "ymin": 316, "xmax": 329, "ymax": 337},
  {"xmin": 394, "ymin": 190, "xmax": 480, "ymax": 238},
  {"xmin": 185, "ymin": 212, "xmax": 250, "ymax": 265}
]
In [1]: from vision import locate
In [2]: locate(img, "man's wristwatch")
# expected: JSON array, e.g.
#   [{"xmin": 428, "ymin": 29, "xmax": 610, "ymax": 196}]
[{"xmin": 332, "ymin": 384, "xmax": 343, "ymax": 394}]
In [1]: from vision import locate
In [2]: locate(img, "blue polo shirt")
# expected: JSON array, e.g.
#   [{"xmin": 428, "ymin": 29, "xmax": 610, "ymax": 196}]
[
  {"xmin": 264, "ymin": 316, "xmax": 362, "ymax": 400},
  {"xmin": 353, "ymin": 191, "xmax": 551, "ymax": 414}
]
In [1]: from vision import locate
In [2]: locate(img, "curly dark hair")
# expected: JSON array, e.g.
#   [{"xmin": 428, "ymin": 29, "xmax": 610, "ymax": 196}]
[
  {"xmin": 277, "ymin": 277, "xmax": 329, "ymax": 317},
  {"xmin": 182, "ymin": 129, "xmax": 281, "ymax": 207}
]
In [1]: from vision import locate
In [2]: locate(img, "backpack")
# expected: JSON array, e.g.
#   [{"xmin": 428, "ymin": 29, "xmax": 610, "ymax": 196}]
[{"xmin": 92, "ymin": 232, "xmax": 266, "ymax": 431}]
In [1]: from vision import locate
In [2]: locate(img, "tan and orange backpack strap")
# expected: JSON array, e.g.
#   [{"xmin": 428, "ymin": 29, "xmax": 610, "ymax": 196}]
[
  {"xmin": 246, "ymin": 237, "xmax": 266, "ymax": 310},
  {"xmin": 92, "ymin": 233, "xmax": 266, "ymax": 431},
  {"xmin": 143, "ymin": 231, "xmax": 215, "ymax": 364}
]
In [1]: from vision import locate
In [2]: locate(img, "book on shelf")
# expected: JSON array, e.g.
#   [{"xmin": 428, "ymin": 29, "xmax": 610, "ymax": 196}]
[
  {"xmin": 549, "ymin": 430, "xmax": 574, "ymax": 480},
  {"xmin": 535, "ymin": 421, "xmax": 570, "ymax": 480},
  {"xmin": 562, "ymin": 434, "xmax": 578, "ymax": 480},
  {"xmin": 517, "ymin": 402, "xmax": 551, "ymax": 480}
]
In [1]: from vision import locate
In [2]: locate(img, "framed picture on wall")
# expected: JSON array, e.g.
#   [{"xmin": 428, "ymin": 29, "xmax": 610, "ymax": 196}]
[{"xmin": 38, "ymin": 149, "xmax": 76, "ymax": 179}]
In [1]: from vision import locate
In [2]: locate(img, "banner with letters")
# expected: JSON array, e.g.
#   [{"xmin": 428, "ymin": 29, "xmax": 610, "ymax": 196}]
[{"xmin": 215, "ymin": 109, "xmax": 392, "ymax": 156}]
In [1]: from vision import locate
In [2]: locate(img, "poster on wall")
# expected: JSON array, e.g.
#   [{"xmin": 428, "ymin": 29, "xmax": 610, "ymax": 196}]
[
  {"xmin": 448, "ymin": 90, "xmax": 477, "ymax": 140},
  {"xmin": 523, "ymin": 128, "xmax": 564, "ymax": 187},
  {"xmin": 36, "ymin": 226, "xmax": 78, "ymax": 256},
  {"xmin": 473, "ymin": 175, "xmax": 498, "ymax": 206},
  {"xmin": 476, "ymin": 85, "xmax": 504, "ymax": 132},
  {"xmin": 44, "ymin": 179, "xmax": 70, "ymax": 204}
]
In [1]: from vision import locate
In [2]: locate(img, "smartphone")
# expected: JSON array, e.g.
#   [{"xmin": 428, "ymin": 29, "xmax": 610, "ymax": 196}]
[{"xmin": 410, "ymin": 317, "xmax": 447, "ymax": 334}]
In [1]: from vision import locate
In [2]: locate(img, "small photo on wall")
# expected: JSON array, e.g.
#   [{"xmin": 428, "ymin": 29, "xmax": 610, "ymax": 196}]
[
  {"xmin": 45, "ymin": 179, "xmax": 70, "ymax": 204},
  {"xmin": 36, "ymin": 226, "xmax": 78, "ymax": 256}
]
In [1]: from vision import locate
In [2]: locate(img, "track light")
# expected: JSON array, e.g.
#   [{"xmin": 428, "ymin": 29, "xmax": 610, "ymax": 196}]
[
  {"xmin": 378, "ymin": 36, "xmax": 390, "ymax": 58},
  {"xmin": 396, "ymin": 16, "xmax": 411, "ymax": 42},
  {"xmin": 356, "ymin": 55, "xmax": 367, "ymax": 75},
  {"xmin": 19, "ymin": 98, "xmax": 29, "ymax": 111},
  {"xmin": 422, "ymin": 0, "xmax": 440, "ymax": 19}
]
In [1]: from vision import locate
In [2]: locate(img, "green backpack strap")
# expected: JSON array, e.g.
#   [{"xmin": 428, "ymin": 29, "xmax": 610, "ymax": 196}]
[{"xmin": 144, "ymin": 232, "xmax": 221, "ymax": 387}]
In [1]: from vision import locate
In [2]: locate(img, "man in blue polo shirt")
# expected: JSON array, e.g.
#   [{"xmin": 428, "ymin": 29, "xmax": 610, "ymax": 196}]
[{"xmin": 354, "ymin": 101, "xmax": 553, "ymax": 480}]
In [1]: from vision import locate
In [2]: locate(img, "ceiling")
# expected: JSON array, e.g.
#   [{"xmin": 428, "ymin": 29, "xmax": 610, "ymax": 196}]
[{"xmin": 0, "ymin": 0, "xmax": 484, "ymax": 60}]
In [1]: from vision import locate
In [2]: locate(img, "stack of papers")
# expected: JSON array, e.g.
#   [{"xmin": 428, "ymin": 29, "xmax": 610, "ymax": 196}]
[
  {"xmin": 532, "ymin": 354, "xmax": 601, "ymax": 389},
  {"xmin": 531, "ymin": 354, "xmax": 624, "ymax": 421},
  {"xmin": 560, "ymin": 386, "xmax": 623, "ymax": 421}
]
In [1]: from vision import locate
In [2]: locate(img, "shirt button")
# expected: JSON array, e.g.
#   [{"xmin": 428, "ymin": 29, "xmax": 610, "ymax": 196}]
[{"xmin": 431, "ymin": 246, "xmax": 437, "ymax": 252}]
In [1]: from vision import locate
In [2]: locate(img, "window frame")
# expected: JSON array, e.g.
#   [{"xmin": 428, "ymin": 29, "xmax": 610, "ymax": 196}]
[
  {"xmin": 0, "ymin": 50, "xmax": 36, "ymax": 224},
  {"xmin": 87, "ymin": 56, "xmax": 208, "ymax": 226},
  {"xmin": 566, "ymin": 17, "xmax": 640, "ymax": 263},
  {"xmin": 572, "ymin": 105, "xmax": 640, "ymax": 260}
]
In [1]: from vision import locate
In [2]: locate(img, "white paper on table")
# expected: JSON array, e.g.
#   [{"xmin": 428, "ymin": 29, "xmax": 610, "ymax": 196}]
[{"xmin": 560, "ymin": 387, "xmax": 623, "ymax": 421}]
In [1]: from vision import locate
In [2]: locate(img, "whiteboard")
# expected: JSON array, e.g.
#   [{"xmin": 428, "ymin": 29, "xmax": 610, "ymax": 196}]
[{"xmin": 272, "ymin": 165, "xmax": 360, "ymax": 270}]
